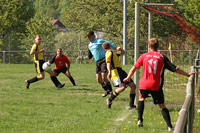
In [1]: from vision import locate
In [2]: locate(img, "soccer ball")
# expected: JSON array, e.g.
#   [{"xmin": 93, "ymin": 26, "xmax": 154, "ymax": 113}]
[{"xmin": 42, "ymin": 62, "xmax": 51, "ymax": 71}]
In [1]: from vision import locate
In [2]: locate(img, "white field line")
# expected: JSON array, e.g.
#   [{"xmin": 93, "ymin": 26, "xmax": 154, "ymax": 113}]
[{"xmin": 107, "ymin": 107, "xmax": 137, "ymax": 133}]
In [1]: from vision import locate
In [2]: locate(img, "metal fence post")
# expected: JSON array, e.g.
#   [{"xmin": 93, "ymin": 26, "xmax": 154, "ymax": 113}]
[
  {"xmin": 3, "ymin": 51, "xmax": 5, "ymax": 64},
  {"xmin": 195, "ymin": 50, "xmax": 199, "ymax": 86},
  {"xmin": 189, "ymin": 50, "xmax": 192, "ymax": 65}
]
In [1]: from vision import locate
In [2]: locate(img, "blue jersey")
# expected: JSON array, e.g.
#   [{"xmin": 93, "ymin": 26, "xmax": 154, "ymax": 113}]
[{"xmin": 88, "ymin": 38, "xmax": 115, "ymax": 61}]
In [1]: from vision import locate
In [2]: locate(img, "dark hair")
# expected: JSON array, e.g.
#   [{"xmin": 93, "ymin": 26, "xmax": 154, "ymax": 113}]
[
  {"xmin": 148, "ymin": 38, "xmax": 159, "ymax": 50},
  {"xmin": 58, "ymin": 48, "xmax": 62, "ymax": 51},
  {"xmin": 102, "ymin": 42, "xmax": 111, "ymax": 50},
  {"xmin": 87, "ymin": 31, "xmax": 95, "ymax": 37}
]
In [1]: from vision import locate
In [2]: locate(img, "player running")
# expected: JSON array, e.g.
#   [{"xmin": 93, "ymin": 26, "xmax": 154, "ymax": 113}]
[
  {"xmin": 25, "ymin": 35, "xmax": 64, "ymax": 89},
  {"xmin": 124, "ymin": 38, "xmax": 196, "ymax": 131},
  {"xmin": 49, "ymin": 48, "xmax": 76, "ymax": 86},
  {"xmin": 102, "ymin": 42, "xmax": 136, "ymax": 109}
]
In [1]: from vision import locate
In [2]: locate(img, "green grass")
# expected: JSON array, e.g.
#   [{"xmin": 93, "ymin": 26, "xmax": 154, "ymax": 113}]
[{"xmin": 0, "ymin": 64, "xmax": 199, "ymax": 133}]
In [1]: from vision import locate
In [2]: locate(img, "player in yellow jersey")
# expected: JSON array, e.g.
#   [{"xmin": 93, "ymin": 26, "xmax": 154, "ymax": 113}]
[
  {"xmin": 25, "ymin": 35, "xmax": 64, "ymax": 89},
  {"xmin": 102, "ymin": 42, "xmax": 136, "ymax": 109}
]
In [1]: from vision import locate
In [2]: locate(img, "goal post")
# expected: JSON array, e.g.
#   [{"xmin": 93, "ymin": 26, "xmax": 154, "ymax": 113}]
[{"xmin": 134, "ymin": 2, "xmax": 175, "ymax": 105}]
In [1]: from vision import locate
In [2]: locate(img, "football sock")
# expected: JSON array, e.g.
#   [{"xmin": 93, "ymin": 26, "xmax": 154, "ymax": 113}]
[
  {"xmin": 101, "ymin": 83, "xmax": 107, "ymax": 91},
  {"xmin": 69, "ymin": 76, "xmax": 76, "ymax": 86},
  {"xmin": 28, "ymin": 76, "xmax": 38, "ymax": 83},
  {"xmin": 138, "ymin": 101, "xmax": 144, "ymax": 122},
  {"xmin": 51, "ymin": 76, "xmax": 61, "ymax": 87},
  {"xmin": 105, "ymin": 82, "xmax": 112, "ymax": 93},
  {"xmin": 129, "ymin": 94, "xmax": 136, "ymax": 107},
  {"xmin": 109, "ymin": 91, "xmax": 119, "ymax": 101},
  {"xmin": 161, "ymin": 108, "xmax": 172, "ymax": 128}
]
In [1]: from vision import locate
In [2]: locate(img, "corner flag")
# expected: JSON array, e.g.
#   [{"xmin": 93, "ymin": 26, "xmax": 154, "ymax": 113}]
[{"xmin": 168, "ymin": 43, "xmax": 171, "ymax": 50}]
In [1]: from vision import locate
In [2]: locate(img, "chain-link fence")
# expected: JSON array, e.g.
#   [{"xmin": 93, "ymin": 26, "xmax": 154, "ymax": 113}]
[{"xmin": 0, "ymin": 49, "xmax": 199, "ymax": 107}]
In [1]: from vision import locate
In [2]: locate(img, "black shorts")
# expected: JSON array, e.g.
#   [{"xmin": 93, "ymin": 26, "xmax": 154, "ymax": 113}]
[
  {"xmin": 111, "ymin": 67, "xmax": 133, "ymax": 87},
  {"xmin": 139, "ymin": 89, "xmax": 164, "ymax": 104},
  {"xmin": 53, "ymin": 67, "xmax": 67, "ymax": 76},
  {"xmin": 96, "ymin": 58, "xmax": 107, "ymax": 74},
  {"xmin": 34, "ymin": 60, "xmax": 45, "ymax": 74}
]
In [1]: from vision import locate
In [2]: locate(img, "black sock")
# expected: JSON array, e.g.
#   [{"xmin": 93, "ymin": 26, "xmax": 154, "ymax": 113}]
[
  {"xmin": 109, "ymin": 91, "xmax": 119, "ymax": 101},
  {"xmin": 28, "ymin": 76, "xmax": 38, "ymax": 83},
  {"xmin": 162, "ymin": 108, "xmax": 172, "ymax": 128},
  {"xmin": 69, "ymin": 76, "xmax": 76, "ymax": 86},
  {"xmin": 106, "ymin": 82, "xmax": 112, "ymax": 93},
  {"xmin": 101, "ymin": 83, "xmax": 107, "ymax": 92},
  {"xmin": 51, "ymin": 76, "xmax": 61, "ymax": 87},
  {"xmin": 138, "ymin": 101, "xmax": 144, "ymax": 122},
  {"xmin": 129, "ymin": 94, "xmax": 136, "ymax": 107}
]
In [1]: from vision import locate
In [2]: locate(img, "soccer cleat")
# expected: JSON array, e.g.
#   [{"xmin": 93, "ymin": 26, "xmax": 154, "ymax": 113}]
[
  {"xmin": 106, "ymin": 98, "xmax": 112, "ymax": 108},
  {"xmin": 168, "ymin": 127, "xmax": 173, "ymax": 132},
  {"xmin": 137, "ymin": 120, "xmax": 143, "ymax": 127},
  {"xmin": 25, "ymin": 80, "xmax": 30, "ymax": 89},
  {"xmin": 57, "ymin": 84, "xmax": 65, "ymax": 89},
  {"xmin": 129, "ymin": 105, "xmax": 137, "ymax": 110},
  {"xmin": 102, "ymin": 92, "xmax": 109, "ymax": 97}
]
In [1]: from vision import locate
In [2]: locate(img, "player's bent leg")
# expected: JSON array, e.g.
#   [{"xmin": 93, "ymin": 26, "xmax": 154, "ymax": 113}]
[
  {"xmin": 137, "ymin": 98, "xmax": 145, "ymax": 127},
  {"xmin": 159, "ymin": 104, "xmax": 173, "ymax": 130},
  {"xmin": 102, "ymin": 72, "xmax": 113, "ymax": 96},
  {"xmin": 65, "ymin": 72, "xmax": 76, "ymax": 86},
  {"xmin": 96, "ymin": 73, "xmax": 109, "ymax": 97},
  {"xmin": 106, "ymin": 91, "xmax": 119, "ymax": 108},
  {"xmin": 47, "ymin": 70, "xmax": 65, "ymax": 88},
  {"xmin": 25, "ymin": 77, "xmax": 38, "ymax": 89},
  {"xmin": 101, "ymin": 72, "xmax": 109, "ymax": 83},
  {"xmin": 128, "ymin": 82, "xmax": 136, "ymax": 110},
  {"xmin": 68, "ymin": 76, "xmax": 76, "ymax": 86},
  {"xmin": 25, "ymin": 73, "xmax": 44, "ymax": 89},
  {"xmin": 37, "ymin": 72, "xmax": 45, "ymax": 80},
  {"xmin": 115, "ymin": 84, "xmax": 126, "ymax": 93}
]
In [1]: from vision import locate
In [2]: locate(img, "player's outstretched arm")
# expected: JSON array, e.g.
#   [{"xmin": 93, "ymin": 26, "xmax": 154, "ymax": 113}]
[
  {"xmin": 123, "ymin": 66, "xmax": 137, "ymax": 82},
  {"xmin": 176, "ymin": 68, "xmax": 196, "ymax": 77}
]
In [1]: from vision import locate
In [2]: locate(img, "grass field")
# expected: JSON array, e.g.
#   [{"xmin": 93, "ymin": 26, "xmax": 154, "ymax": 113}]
[{"xmin": 0, "ymin": 64, "xmax": 199, "ymax": 133}]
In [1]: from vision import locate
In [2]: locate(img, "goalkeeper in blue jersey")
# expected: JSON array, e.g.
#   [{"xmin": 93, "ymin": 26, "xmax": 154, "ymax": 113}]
[{"xmin": 85, "ymin": 31, "xmax": 117, "ymax": 97}]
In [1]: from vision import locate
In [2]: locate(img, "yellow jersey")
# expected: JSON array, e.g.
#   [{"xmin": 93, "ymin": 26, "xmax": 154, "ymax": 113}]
[
  {"xmin": 105, "ymin": 50, "xmax": 122, "ymax": 69},
  {"xmin": 30, "ymin": 43, "xmax": 44, "ymax": 61}
]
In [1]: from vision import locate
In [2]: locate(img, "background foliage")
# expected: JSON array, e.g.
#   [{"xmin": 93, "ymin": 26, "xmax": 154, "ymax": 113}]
[{"xmin": 0, "ymin": 0, "xmax": 199, "ymax": 63}]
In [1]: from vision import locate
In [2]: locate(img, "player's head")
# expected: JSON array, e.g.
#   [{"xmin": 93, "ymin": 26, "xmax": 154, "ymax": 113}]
[
  {"xmin": 57, "ymin": 48, "xmax": 62, "ymax": 57},
  {"xmin": 148, "ymin": 38, "xmax": 159, "ymax": 51},
  {"xmin": 102, "ymin": 42, "xmax": 111, "ymax": 51},
  {"xmin": 35, "ymin": 35, "xmax": 41, "ymax": 44},
  {"xmin": 87, "ymin": 31, "xmax": 95, "ymax": 42}
]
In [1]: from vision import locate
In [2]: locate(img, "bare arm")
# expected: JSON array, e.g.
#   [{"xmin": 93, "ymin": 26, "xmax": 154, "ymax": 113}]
[
  {"xmin": 107, "ymin": 62, "xmax": 112, "ymax": 79},
  {"xmin": 123, "ymin": 66, "xmax": 137, "ymax": 82},
  {"xmin": 176, "ymin": 68, "xmax": 196, "ymax": 77},
  {"xmin": 116, "ymin": 47, "xmax": 125, "ymax": 56},
  {"xmin": 30, "ymin": 49, "xmax": 45, "ymax": 55}
]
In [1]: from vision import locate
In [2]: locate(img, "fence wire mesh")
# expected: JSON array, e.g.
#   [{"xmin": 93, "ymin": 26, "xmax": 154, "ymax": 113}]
[{"xmin": 0, "ymin": 50, "xmax": 199, "ymax": 107}]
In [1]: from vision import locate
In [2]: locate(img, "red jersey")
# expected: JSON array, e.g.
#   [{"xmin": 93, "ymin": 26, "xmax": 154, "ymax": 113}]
[
  {"xmin": 135, "ymin": 51, "xmax": 178, "ymax": 91},
  {"xmin": 50, "ymin": 54, "xmax": 70, "ymax": 69}
]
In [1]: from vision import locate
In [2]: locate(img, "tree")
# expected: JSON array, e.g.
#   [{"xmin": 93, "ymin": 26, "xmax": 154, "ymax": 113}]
[
  {"xmin": 176, "ymin": 0, "xmax": 200, "ymax": 28},
  {"xmin": 0, "ymin": 0, "xmax": 34, "ymax": 50},
  {"xmin": 22, "ymin": 13, "xmax": 57, "ymax": 51},
  {"xmin": 34, "ymin": 0, "xmax": 62, "ymax": 19}
]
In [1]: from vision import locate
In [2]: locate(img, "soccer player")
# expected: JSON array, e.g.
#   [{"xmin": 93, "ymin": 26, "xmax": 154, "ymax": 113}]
[
  {"xmin": 102, "ymin": 42, "xmax": 136, "ymax": 109},
  {"xmin": 85, "ymin": 31, "xmax": 116, "ymax": 97},
  {"xmin": 49, "ymin": 48, "xmax": 76, "ymax": 86},
  {"xmin": 25, "ymin": 35, "xmax": 65, "ymax": 89},
  {"xmin": 123, "ymin": 38, "xmax": 196, "ymax": 131}
]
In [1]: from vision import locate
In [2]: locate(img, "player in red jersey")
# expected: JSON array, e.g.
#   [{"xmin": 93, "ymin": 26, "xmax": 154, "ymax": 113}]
[
  {"xmin": 124, "ymin": 38, "xmax": 196, "ymax": 131},
  {"xmin": 49, "ymin": 48, "xmax": 76, "ymax": 86}
]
